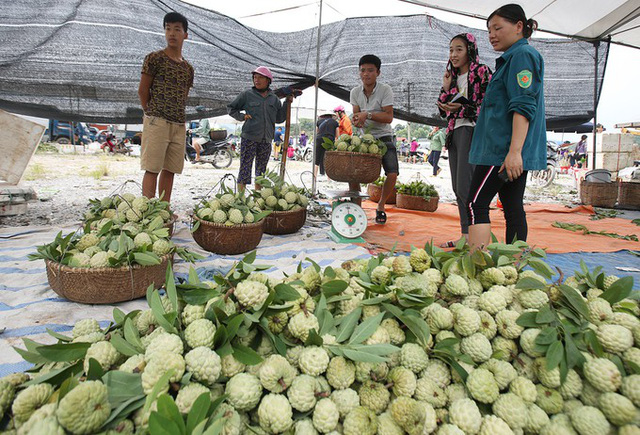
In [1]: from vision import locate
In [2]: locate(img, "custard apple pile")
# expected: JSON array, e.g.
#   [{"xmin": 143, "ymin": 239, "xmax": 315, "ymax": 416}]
[
  {"xmin": 9, "ymin": 241, "xmax": 640, "ymax": 434},
  {"xmin": 31, "ymin": 193, "xmax": 178, "ymax": 269},
  {"xmin": 194, "ymin": 189, "xmax": 266, "ymax": 226},
  {"xmin": 254, "ymin": 170, "xmax": 310, "ymax": 212},
  {"xmin": 324, "ymin": 133, "xmax": 387, "ymax": 155}
]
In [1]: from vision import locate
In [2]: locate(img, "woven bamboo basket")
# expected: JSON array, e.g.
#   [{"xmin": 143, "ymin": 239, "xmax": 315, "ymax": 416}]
[
  {"xmin": 324, "ymin": 151, "xmax": 382, "ymax": 184},
  {"xmin": 263, "ymin": 208, "xmax": 307, "ymax": 235},
  {"xmin": 618, "ymin": 181, "xmax": 640, "ymax": 209},
  {"xmin": 396, "ymin": 194, "xmax": 439, "ymax": 212},
  {"xmin": 45, "ymin": 253, "xmax": 173, "ymax": 304},
  {"xmin": 580, "ymin": 180, "xmax": 617, "ymax": 208},
  {"xmin": 192, "ymin": 216, "xmax": 264, "ymax": 254},
  {"xmin": 367, "ymin": 183, "xmax": 397, "ymax": 204}
]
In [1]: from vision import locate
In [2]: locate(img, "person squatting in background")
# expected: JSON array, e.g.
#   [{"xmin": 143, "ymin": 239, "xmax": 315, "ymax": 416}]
[
  {"xmin": 437, "ymin": 32, "xmax": 492, "ymax": 248},
  {"xmin": 227, "ymin": 66, "xmax": 293, "ymax": 191},
  {"xmin": 467, "ymin": 3, "xmax": 547, "ymax": 250}
]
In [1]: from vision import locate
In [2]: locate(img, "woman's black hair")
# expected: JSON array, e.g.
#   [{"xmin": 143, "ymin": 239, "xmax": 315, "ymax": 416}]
[
  {"xmin": 581, "ymin": 134, "xmax": 588, "ymax": 140},
  {"xmin": 487, "ymin": 4, "xmax": 538, "ymax": 38},
  {"xmin": 164, "ymin": 12, "xmax": 189, "ymax": 33}
]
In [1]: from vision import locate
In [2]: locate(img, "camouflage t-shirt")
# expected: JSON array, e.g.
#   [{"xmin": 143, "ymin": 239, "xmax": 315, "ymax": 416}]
[{"xmin": 141, "ymin": 50, "xmax": 194, "ymax": 123}]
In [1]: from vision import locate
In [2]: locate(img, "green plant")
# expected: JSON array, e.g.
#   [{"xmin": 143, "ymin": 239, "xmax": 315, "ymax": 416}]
[
  {"xmin": 397, "ymin": 180, "xmax": 438, "ymax": 199},
  {"xmin": 24, "ymin": 163, "xmax": 47, "ymax": 180}
]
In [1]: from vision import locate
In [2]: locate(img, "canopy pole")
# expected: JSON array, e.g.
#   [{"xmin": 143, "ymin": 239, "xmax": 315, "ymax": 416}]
[
  {"xmin": 591, "ymin": 41, "xmax": 599, "ymax": 170},
  {"xmin": 311, "ymin": 0, "xmax": 323, "ymax": 196}
]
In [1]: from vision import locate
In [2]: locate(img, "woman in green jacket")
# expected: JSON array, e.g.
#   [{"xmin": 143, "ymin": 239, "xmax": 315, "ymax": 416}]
[{"xmin": 467, "ymin": 4, "xmax": 547, "ymax": 250}]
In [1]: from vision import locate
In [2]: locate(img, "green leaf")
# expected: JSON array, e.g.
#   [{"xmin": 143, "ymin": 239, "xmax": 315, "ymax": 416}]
[
  {"xmin": 434, "ymin": 337, "xmax": 460, "ymax": 350},
  {"xmin": 516, "ymin": 312, "xmax": 539, "ymax": 328},
  {"xmin": 342, "ymin": 348, "xmax": 388, "ymax": 363},
  {"xmin": 24, "ymin": 360, "xmax": 83, "ymax": 387},
  {"xmin": 133, "ymin": 252, "xmax": 161, "ymax": 266},
  {"xmin": 321, "ymin": 280, "xmax": 349, "ymax": 297},
  {"xmin": 584, "ymin": 329, "xmax": 604, "ymax": 357},
  {"xmin": 86, "ymin": 358, "xmax": 105, "ymax": 380},
  {"xmin": 187, "ymin": 393, "xmax": 212, "ymax": 434},
  {"xmin": 242, "ymin": 250, "xmax": 257, "ymax": 264},
  {"xmin": 147, "ymin": 286, "xmax": 178, "ymax": 334},
  {"xmin": 305, "ymin": 329, "xmax": 325, "ymax": 346},
  {"xmin": 225, "ymin": 314, "xmax": 245, "ymax": 341},
  {"xmin": 124, "ymin": 318, "xmax": 144, "ymax": 352},
  {"xmin": 113, "ymin": 308, "xmax": 126, "ymax": 324},
  {"xmin": 600, "ymin": 276, "xmax": 634, "ymax": 305},
  {"xmin": 102, "ymin": 370, "xmax": 144, "ymax": 405},
  {"xmin": 274, "ymin": 284, "xmax": 302, "ymax": 302},
  {"xmin": 564, "ymin": 332, "xmax": 585, "ymax": 369},
  {"xmin": 528, "ymin": 258, "xmax": 556, "ymax": 279},
  {"xmin": 232, "ymin": 344, "xmax": 263, "ymax": 366},
  {"xmin": 535, "ymin": 306, "xmax": 555, "ymax": 324},
  {"xmin": 349, "ymin": 312, "xmax": 384, "ymax": 345},
  {"xmin": 516, "ymin": 277, "xmax": 546, "ymax": 290},
  {"xmin": 46, "ymin": 328, "xmax": 72, "ymax": 342},
  {"xmin": 304, "ymin": 257, "xmax": 321, "ymax": 272},
  {"xmin": 335, "ymin": 307, "xmax": 362, "ymax": 343},
  {"xmin": 558, "ymin": 285, "xmax": 590, "ymax": 320},
  {"xmin": 143, "ymin": 369, "xmax": 175, "ymax": 415},
  {"xmin": 608, "ymin": 354, "xmax": 627, "ymax": 377},
  {"xmin": 101, "ymin": 396, "xmax": 146, "ymax": 429},
  {"xmin": 349, "ymin": 343, "xmax": 399, "ymax": 356},
  {"xmin": 165, "ymin": 263, "xmax": 179, "ymax": 313},
  {"xmin": 35, "ymin": 342, "xmax": 90, "ymax": 362},
  {"xmin": 546, "ymin": 341, "xmax": 563, "ymax": 370},
  {"xmin": 12, "ymin": 345, "xmax": 49, "ymax": 365},
  {"xmin": 399, "ymin": 311, "xmax": 431, "ymax": 349},
  {"xmin": 180, "ymin": 287, "xmax": 220, "ymax": 305},
  {"xmin": 461, "ymin": 254, "xmax": 475, "ymax": 278},
  {"xmin": 536, "ymin": 327, "xmax": 559, "ymax": 345},
  {"xmin": 110, "ymin": 334, "xmax": 141, "ymax": 357},
  {"xmin": 157, "ymin": 394, "xmax": 186, "ymax": 435},
  {"xmin": 149, "ymin": 411, "xmax": 182, "ymax": 435}
]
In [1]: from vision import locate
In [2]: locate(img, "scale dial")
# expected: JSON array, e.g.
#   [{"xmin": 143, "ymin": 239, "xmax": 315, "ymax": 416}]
[{"xmin": 331, "ymin": 202, "xmax": 367, "ymax": 238}]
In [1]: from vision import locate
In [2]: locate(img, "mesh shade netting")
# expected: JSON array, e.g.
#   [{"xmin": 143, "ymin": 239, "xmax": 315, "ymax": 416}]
[{"xmin": 0, "ymin": 0, "xmax": 608, "ymax": 127}]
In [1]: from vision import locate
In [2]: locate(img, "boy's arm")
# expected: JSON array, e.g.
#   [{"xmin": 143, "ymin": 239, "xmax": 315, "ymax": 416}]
[{"xmin": 138, "ymin": 73, "xmax": 153, "ymax": 114}]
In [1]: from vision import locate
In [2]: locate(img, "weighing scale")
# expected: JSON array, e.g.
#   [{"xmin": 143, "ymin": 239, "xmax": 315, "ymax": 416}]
[{"xmin": 326, "ymin": 190, "xmax": 370, "ymax": 243}]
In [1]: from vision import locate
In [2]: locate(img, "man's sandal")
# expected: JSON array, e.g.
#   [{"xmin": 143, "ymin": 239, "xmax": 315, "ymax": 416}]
[
  {"xmin": 440, "ymin": 240, "xmax": 456, "ymax": 248},
  {"xmin": 375, "ymin": 210, "xmax": 387, "ymax": 224}
]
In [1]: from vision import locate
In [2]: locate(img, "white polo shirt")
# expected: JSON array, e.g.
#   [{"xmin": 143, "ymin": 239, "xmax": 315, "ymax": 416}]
[{"xmin": 350, "ymin": 82, "xmax": 394, "ymax": 139}]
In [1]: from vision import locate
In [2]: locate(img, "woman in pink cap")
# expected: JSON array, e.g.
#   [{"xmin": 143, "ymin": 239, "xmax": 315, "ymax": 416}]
[{"xmin": 227, "ymin": 66, "xmax": 293, "ymax": 191}]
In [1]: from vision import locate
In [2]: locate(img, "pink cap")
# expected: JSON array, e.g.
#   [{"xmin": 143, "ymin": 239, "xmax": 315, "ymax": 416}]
[
  {"xmin": 333, "ymin": 105, "xmax": 345, "ymax": 112},
  {"xmin": 252, "ymin": 66, "xmax": 273, "ymax": 80}
]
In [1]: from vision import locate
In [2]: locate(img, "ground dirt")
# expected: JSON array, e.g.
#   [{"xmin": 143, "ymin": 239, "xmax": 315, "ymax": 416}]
[{"xmin": 1, "ymin": 150, "xmax": 585, "ymax": 229}]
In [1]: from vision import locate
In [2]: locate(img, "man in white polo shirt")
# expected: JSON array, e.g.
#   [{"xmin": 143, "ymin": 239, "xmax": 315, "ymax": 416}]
[{"xmin": 349, "ymin": 54, "xmax": 397, "ymax": 224}]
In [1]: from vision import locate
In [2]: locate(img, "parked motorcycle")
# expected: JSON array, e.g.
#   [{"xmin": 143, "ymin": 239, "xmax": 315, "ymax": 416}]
[
  {"xmin": 528, "ymin": 140, "xmax": 558, "ymax": 188},
  {"xmin": 293, "ymin": 143, "xmax": 313, "ymax": 163},
  {"xmin": 185, "ymin": 130, "xmax": 233, "ymax": 169}
]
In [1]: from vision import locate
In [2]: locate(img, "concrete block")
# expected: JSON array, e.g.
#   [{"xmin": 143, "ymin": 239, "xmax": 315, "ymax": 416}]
[
  {"xmin": 595, "ymin": 152, "xmax": 631, "ymax": 171},
  {"xmin": 596, "ymin": 133, "xmax": 635, "ymax": 153}
]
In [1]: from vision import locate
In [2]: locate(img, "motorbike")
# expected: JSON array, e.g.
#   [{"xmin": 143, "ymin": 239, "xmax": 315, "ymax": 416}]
[
  {"xmin": 293, "ymin": 142, "xmax": 313, "ymax": 163},
  {"xmin": 528, "ymin": 140, "xmax": 558, "ymax": 188},
  {"xmin": 185, "ymin": 130, "xmax": 233, "ymax": 169}
]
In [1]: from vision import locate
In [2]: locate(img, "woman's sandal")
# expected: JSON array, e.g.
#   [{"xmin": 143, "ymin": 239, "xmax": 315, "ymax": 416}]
[
  {"xmin": 440, "ymin": 240, "xmax": 456, "ymax": 248},
  {"xmin": 375, "ymin": 210, "xmax": 387, "ymax": 224}
]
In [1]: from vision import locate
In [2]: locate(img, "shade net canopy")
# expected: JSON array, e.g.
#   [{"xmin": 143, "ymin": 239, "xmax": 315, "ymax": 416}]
[{"xmin": 0, "ymin": 0, "xmax": 608, "ymax": 127}]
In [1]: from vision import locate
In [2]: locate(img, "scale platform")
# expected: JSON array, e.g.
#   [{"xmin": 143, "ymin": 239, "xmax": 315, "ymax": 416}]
[{"xmin": 326, "ymin": 190, "xmax": 370, "ymax": 244}]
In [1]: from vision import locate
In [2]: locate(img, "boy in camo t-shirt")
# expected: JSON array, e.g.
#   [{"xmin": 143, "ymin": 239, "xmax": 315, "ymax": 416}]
[{"xmin": 138, "ymin": 12, "xmax": 194, "ymax": 204}]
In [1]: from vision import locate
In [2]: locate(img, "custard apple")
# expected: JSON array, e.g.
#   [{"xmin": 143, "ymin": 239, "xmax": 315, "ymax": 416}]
[
  {"xmin": 343, "ymin": 406, "xmax": 377, "ymax": 435},
  {"xmin": 569, "ymin": 406, "xmax": 610, "ymax": 435},
  {"xmin": 258, "ymin": 393, "xmax": 293, "ymax": 433},
  {"xmin": 184, "ymin": 318, "xmax": 216, "ymax": 349},
  {"xmin": 235, "ymin": 280, "xmax": 269, "ymax": 309},
  {"xmin": 213, "ymin": 209, "xmax": 227, "ymax": 223},
  {"xmin": 492, "ymin": 393, "xmax": 528, "ymax": 430},
  {"xmin": 445, "ymin": 274, "xmax": 470, "ymax": 296},
  {"xmin": 84, "ymin": 340, "xmax": 120, "ymax": 373},
  {"xmin": 326, "ymin": 356, "xmax": 356, "ymax": 390},
  {"xmin": 175, "ymin": 382, "xmax": 210, "ymax": 414},
  {"xmin": 449, "ymin": 398, "xmax": 482, "ymax": 435},
  {"xmin": 466, "ymin": 368, "xmax": 500, "ymax": 404},
  {"xmin": 229, "ymin": 208, "xmax": 244, "ymax": 224},
  {"xmin": 56, "ymin": 381, "xmax": 110, "ymax": 434},
  {"xmin": 409, "ymin": 248, "xmax": 430, "ymax": 272},
  {"xmin": 259, "ymin": 355, "xmax": 296, "ymax": 393},
  {"xmin": 359, "ymin": 381, "xmax": 391, "ymax": 414},
  {"xmin": 299, "ymin": 346, "xmax": 330, "ymax": 376},
  {"xmin": 461, "ymin": 333, "xmax": 492, "ymax": 363},
  {"xmin": 313, "ymin": 398, "xmax": 339, "ymax": 433},
  {"xmin": 596, "ymin": 324, "xmax": 633, "ymax": 353},
  {"xmin": 141, "ymin": 350, "xmax": 185, "ymax": 394},
  {"xmin": 225, "ymin": 373, "xmax": 262, "ymax": 411},
  {"xmin": 583, "ymin": 357, "xmax": 621, "ymax": 392},
  {"xmin": 72, "ymin": 318, "xmax": 101, "ymax": 339},
  {"xmin": 288, "ymin": 312, "xmax": 319, "ymax": 342},
  {"xmin": 185, "ymin": 346, "xmax": 221, "ymax": 385}
]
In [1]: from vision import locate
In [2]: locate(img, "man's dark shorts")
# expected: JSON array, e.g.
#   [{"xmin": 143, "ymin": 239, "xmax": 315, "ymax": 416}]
[{"xmin": 379, "ymin": 135, "xmax": 399, "ymax": 175}]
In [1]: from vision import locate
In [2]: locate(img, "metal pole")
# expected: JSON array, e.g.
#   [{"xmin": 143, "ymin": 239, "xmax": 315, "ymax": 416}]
[
  {"xmin": 407, "ymin": 83, "xmax": 412, "ymax": 143},
  {"xmin": 591, "ymin": 42, "xmax": 599, "ymax": 170},
  {"xmin": 311, "ymin": 0, "xmax": 323, "ymax": 195}
]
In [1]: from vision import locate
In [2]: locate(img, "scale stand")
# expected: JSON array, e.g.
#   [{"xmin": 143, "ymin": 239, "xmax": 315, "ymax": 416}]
[{"xmin": 326, "ymin": 190, "xmax": 370, "ymax": 244}]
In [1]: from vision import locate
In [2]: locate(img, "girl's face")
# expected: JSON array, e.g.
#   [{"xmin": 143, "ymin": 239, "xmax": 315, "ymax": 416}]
[
  {"xmin": 487, "ymin": 15, "xmax": 523, "ymax": 52},
  {"xmin": 449, "ymin": 38, "xmax": 469, "ymax": 70}
]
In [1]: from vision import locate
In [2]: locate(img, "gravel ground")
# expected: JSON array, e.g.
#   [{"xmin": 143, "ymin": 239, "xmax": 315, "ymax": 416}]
[{"xmin": 1, "ymin": 150, "xmax": 585, "ymax": 229}]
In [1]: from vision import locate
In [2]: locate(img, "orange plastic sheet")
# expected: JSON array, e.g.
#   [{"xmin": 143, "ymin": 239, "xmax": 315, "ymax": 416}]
[{"xmin": 358, "ymin": 200, "xmax": 639, "ymax": 254}]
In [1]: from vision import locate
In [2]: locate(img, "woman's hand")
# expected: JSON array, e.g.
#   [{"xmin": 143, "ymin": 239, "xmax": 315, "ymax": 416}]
[
  {"xmin": 443, "ymin": 71, "xmax": 453, "ymax": 91},
  {"xmin": 244, "ymin": 114, "xmax": 252, "ymax": 121},
  {"xmin": 437, "ymin": 102, "xmax": 462, "ymax": 113},
  {"xmin": 500, "ymin": 151, "xmax": 524, "ymax": 181}
]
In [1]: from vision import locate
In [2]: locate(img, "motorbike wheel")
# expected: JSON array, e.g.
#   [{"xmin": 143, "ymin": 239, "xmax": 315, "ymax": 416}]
[
  {"xmin": 303, "ymin": 150, "xmax": 313, "ymax": 163},
  {"xmin": 211, "ymin": 149, "xmax": 233, "ymax": 169},
  {"xmin": 528, "ymin": 164, "xmax": 556, "ymax": 188}
]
